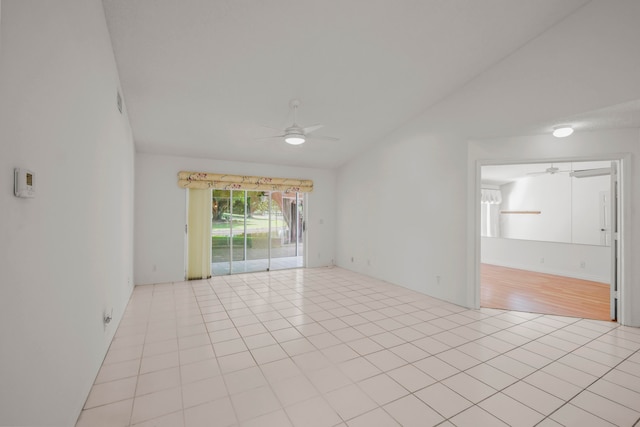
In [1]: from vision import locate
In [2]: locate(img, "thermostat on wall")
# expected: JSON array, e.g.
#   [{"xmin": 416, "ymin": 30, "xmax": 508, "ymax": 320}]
[{"xmin": 14, "ymin": 168, "xmax": 35, "ymax": 198}]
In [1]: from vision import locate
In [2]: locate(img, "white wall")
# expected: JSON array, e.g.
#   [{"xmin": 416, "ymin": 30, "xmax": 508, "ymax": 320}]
[
  {"xmin": 135, "ymin": 153, "xmax": 336, "ymax": 285},
  {"xmin": 482, "ymin": 237, "xmax": 610, "ymax": 283},
  {"xmin": 500, "ymin": 174, "xmax": 572, "ymax": 243},
  {"xmin": 0, "ymin": 1, "xmax": 135, "ymax": 426},
  {"xmin": 336, "ymin": 131, "xmax": 469, "ymax": 306},
  {"xmin": 499, "ymin": 172, "xmax": 610, "ymax": 245},
  {"xmin": 469, "ymin": 129, "xmax": 640, "ymax": 326}
]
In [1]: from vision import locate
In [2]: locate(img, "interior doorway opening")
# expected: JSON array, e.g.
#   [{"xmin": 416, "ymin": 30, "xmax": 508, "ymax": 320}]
[
  {"xmin": 211, "ymin": 189, "xmax": 304, "ymax": 275},
  {"xmin": 477, "ymin": 159, "xmax": 621, "ymax": 322}
]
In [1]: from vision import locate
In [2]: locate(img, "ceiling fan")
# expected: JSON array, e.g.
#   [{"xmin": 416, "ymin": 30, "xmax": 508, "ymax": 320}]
[
  {"xmin": 526, "ymin": 163, "xmax": 570, "ymax": 176},
  {"xmin": 258, "ymin": 99, "xmax": 339, "ymax": 145}
]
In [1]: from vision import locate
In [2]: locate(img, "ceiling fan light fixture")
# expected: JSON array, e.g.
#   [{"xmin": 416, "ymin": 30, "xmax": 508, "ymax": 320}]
[
  {"xmin": 552, "ymin": 126, "xmax": 574, "ymax": 138},
  {"xmin": 284, "ymin": 134, "xmax": 305, "ymax": 145}
]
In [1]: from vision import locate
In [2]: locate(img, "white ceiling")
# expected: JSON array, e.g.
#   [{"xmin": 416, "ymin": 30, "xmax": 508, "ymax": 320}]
[{"xmin": 102, "ymin": 0, "xmax": 596, "ymax": 168}]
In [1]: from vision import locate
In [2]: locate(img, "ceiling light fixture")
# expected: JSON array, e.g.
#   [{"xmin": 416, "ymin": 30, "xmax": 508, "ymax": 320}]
[
  {"xmin": 284, "ymin": 133, "xmax": 305, "ymax": 145},
  {"xmin": 552, "ymin": 126, "xmax": 574, "ymax": 138}
]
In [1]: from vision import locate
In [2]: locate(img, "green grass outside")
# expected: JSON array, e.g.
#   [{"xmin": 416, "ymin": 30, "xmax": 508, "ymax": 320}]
[
  {"xmin": 211, "ymin": 233, "xmax": 289, "ymax": 250},
  {"xmin": 212, "ymin": 235, "xmax": 252, "ymax": 248},
  {"xmin": 212, "ymin": 215, "xmax": 287, "ymax": 231}
]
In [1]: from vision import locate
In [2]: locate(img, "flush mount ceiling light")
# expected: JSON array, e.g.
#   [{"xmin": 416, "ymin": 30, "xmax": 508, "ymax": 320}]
[
  {"xmin": 284, "ymin": 135, "xmax": 305, "ymax": 145},
  {"xmin": 552, "ymin": 126, "xmax": 574, "ymax": 138},
  {"xmin": 284, "ymin": 130, "xmax": 306, "ymax": 145}
]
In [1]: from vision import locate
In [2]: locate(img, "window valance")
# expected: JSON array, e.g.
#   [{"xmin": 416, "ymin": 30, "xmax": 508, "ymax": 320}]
[
  {"xmin": 178, "ymin": 171, "xmax": 314, "ymax": 193},
  {"xmin": 481, "ymin": 189, "xmax": 502, "ymax": 204}
]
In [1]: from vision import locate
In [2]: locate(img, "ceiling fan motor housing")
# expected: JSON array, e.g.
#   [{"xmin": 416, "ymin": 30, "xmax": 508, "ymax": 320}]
[{"xmin": 286, "ymin": 125, "xmax": 304, "ymax": 135}]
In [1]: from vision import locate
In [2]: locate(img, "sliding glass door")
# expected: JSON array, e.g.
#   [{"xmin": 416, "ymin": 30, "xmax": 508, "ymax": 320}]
[{"xmin": 211, "ymin": 190, "xmax": 304, "ymax": 275}]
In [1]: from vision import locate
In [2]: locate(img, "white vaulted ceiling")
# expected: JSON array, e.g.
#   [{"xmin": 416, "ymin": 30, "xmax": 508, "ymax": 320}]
[{"xmin": 102, "ymin": 0, "xmax": 593, "ymax": 168}]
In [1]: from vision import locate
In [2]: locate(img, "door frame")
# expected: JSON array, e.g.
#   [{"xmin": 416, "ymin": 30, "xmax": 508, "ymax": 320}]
[{"xmin": 471, "ymin": 154, "xmax": 630, "ymax": 324}]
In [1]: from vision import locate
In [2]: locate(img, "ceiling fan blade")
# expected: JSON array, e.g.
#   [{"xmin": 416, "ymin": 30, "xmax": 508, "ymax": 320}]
[
  {"xmin": 257, "ymin": 124, "xmax": 285, "ymax": 132},
  {"xmin": 303, "ymin": 124, "xmax": 323, "ymax": 134},
  {"xmin": 570, "ymin": 167, "xmax": 612, "ymax": 178},
  {"xmin": 527, "ymin": 169, "xmax": 571, "ymax": 177},
  {"xmin": 309, "ymin": 135, "xmax": 339, "ymax": 141},
  {"xmin": 254, "ymin": 135, "xmax": 285, "ymax": 140}
]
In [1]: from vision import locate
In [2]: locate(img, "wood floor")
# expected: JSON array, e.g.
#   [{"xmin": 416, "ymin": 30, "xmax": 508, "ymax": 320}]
[{"xmin": 481, "ymin": 264, "xmax": 612, "ymax": 321}]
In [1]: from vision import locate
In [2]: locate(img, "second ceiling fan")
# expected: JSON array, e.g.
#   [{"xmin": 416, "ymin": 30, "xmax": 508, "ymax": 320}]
[{"xmin": 527, "ymin": 163, "xmax": 570, "ymax": 176}]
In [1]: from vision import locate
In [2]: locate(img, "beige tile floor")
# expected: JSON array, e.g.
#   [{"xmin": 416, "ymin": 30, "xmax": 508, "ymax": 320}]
[{"xmin": 76, "ymin": 267, "xmax": 640, "ymax": 427}]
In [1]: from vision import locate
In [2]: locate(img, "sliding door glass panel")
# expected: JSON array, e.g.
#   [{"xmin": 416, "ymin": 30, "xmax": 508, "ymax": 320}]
[
  {"xmin": 269, "ymin": 192, "xmax": 285, "ymax": 267},
  {"xmin": 270, "ymin": 192, "xmax": 304, "ymax": 270},
  {"xmin": 239, "ymin": 191, "xmax": 269, "ymax": 272},
  {"xmin": 296, "ymin": 196, "xmax": 304, "ymax": 263},
  {"xmin": 212, "ymin": 190, "xmax": 231, "ymax": 275},
  {"xmin": 230, "ymin": 191, "xmax": 246, "ymax": 272}
]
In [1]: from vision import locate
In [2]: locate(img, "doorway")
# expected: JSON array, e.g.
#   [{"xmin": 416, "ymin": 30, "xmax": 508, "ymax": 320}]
[
  {"xmin": 476, "ymin": 159, "xmax": 622, "ymax": 322},
  {"xmin": 211, "ymin": 189, "xmax": 304, "ymax": 275}
]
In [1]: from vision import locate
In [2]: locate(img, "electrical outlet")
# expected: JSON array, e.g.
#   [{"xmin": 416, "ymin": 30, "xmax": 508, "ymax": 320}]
[
  {"xmin": 103, "ymin": 308, "xmax": 113, "ymax": 329},
  {"xmin": 436, "ymin": 275, "xmax": 441, "ymax": 284},
  {"xmin": 580, "ymin": 261, "xmax": 586, "ymax": 268},
  {"xmin": 540, "ymin": 258, "xmax": 545, "ymax": 264}
]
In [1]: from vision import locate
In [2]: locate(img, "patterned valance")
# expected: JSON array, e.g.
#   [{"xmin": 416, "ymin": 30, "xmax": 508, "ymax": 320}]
[
  {"xmin": 178, "ymin": 171, "xmax": 314, "ymax": 193},
  {"xmin": 481, "ymin": 188, "xmax": 502, "ymax": 204}
]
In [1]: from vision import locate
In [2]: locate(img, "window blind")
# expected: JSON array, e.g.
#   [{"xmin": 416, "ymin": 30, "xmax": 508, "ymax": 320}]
[
  {"xmin": 481, "ymin": 188, "xmax": 502, "ymax": 204},
  {"xmin": 186, "ymin": 188, "xmax": 212, "ymax": 280}
]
